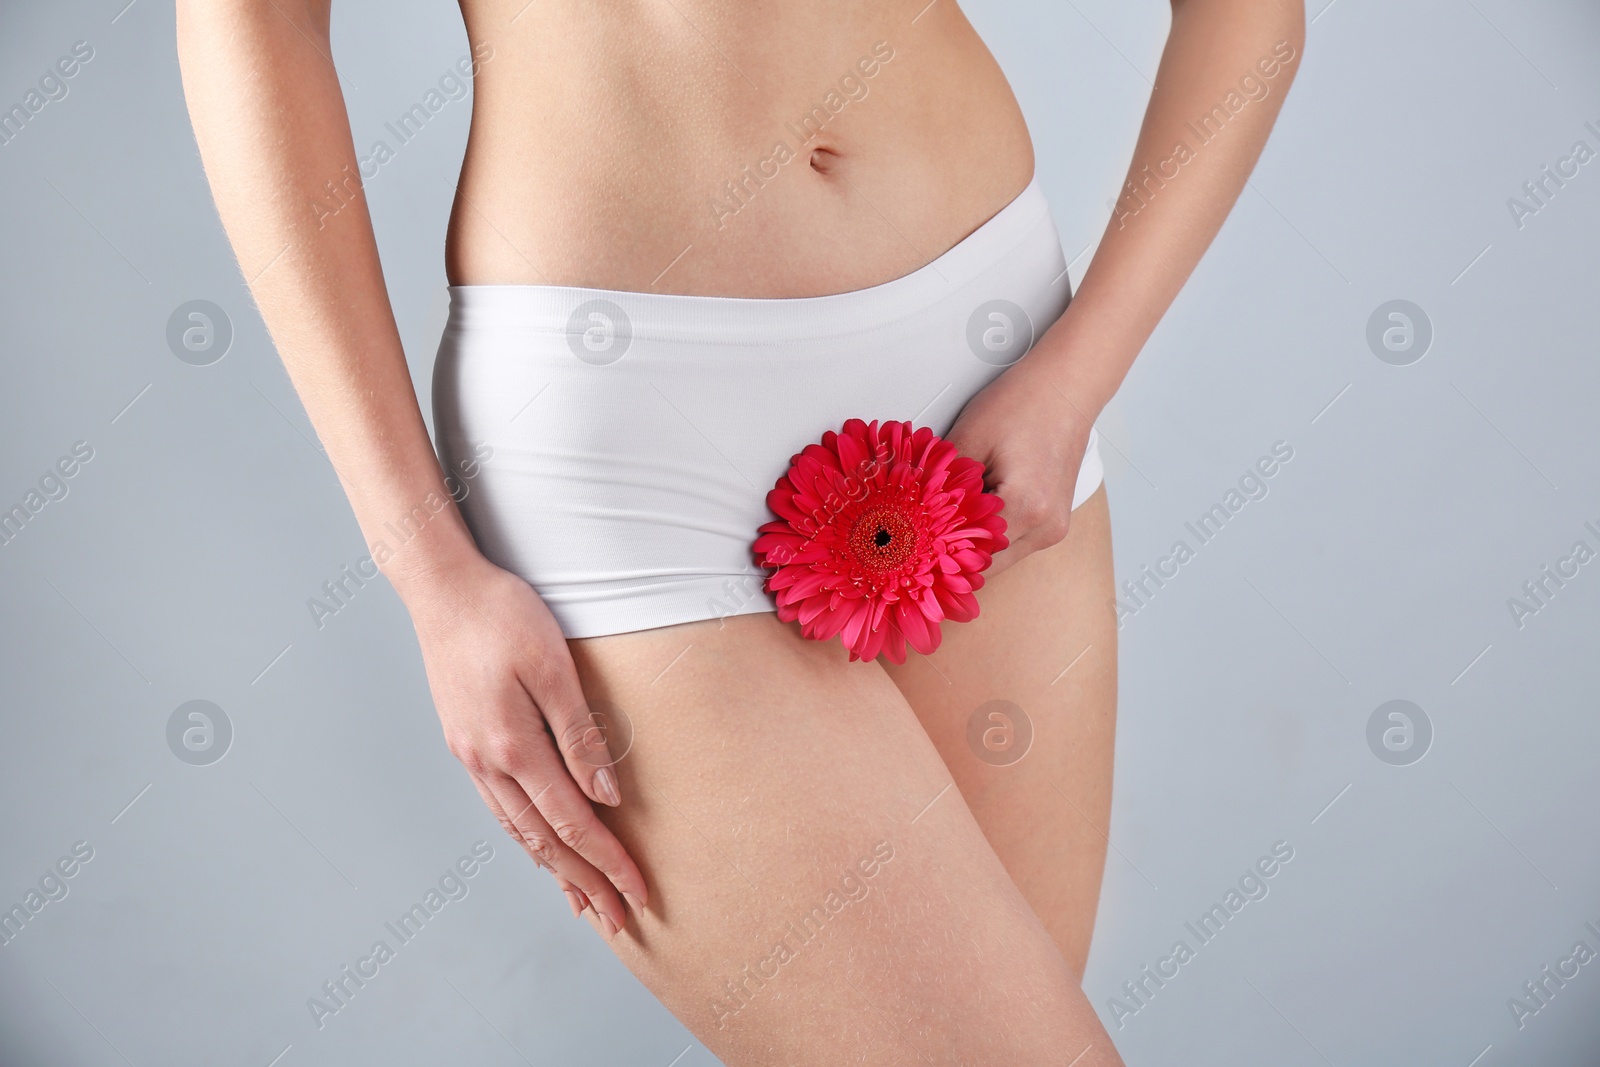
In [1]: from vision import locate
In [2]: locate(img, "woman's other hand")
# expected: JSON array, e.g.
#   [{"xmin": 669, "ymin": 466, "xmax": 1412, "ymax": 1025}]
[
  {"xmin": 406, "ymin": 553, "xmax": 647, "ymax": 940},
  {"xmin": 945, "ymin": 352, "xmax": 1096, "ymax": 579}
]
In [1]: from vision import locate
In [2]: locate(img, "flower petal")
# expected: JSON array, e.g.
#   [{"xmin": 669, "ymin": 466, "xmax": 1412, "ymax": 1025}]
[
  {"xmin": 895, "ymin": 601, "xmax": 933, "ymax": 652},
  {"xmin": 840, "ymin": 600, "xmax": 872, "ymax": 651}
]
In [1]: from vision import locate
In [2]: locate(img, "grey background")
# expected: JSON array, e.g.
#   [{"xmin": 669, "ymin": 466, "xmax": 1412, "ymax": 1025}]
[{"xmin": 2, "ymin": 0, "xmax": 1597, "ymax": 1064}]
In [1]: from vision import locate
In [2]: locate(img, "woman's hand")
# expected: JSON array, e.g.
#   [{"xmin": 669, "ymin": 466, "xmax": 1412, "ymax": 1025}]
[
  {"xmin": 404, "ymin": 552, "xmax": 647, "ymax": 940},
  {"xmin": 945, "ymin": 350, "xmax": 1097, "ymax": 579}
]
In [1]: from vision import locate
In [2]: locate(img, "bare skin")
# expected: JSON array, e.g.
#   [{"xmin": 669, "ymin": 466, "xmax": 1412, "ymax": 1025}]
[
  {"xmin": 177, "ymin": 0, "xmax": 1302, "ymax": 1061},
  {"xmin": 445, "ymin": 2, "xmax": 1038, "ymax": 296},
  {"xmin": 880, "ymin": 483, "xmax": 1117, "ymax": 981},
  {"xmin": 567, "ymin": 606, "xmax": 1115, "ymax": 1064}
]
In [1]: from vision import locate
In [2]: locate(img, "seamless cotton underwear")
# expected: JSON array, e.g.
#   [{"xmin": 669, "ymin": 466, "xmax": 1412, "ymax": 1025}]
[{"xmin": 432, "ymin": 174, "xmax": 1104, "ymax": 639}]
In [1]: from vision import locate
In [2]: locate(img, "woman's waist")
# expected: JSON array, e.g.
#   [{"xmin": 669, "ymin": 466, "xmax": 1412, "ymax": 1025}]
[
  {"xmin": 445, "ymin": 9, "xmax": 1034, "ymax": 295},
  {"xmin": 445, "ymin": 137, "xmax": 1036, "ymax": 298}
]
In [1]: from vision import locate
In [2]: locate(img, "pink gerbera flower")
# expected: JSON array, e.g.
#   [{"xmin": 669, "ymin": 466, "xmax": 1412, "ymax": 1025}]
[{"xmin": 752, "ymin": 418, "xmax": 1008, "ymax": 664}]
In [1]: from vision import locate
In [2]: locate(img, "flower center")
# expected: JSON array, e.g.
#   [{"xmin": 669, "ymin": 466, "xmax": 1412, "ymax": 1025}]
[{"xmin": 848, "ymin": 506, "xmax": 917, "ymax": 571}]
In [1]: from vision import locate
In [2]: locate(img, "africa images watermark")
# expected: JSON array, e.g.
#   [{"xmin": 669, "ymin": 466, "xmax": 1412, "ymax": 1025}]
[
  {"xmin": 1504, "ymin": 516, "xmax": 1600, "ymax": 631},
  {"xmin": 306, "ymin": 841, "xmax": 495, "ymax": 1030},
  {"xmin": 0, "ymin": 841, "xmax": 96, "ymax": 950},
  {"xmin": 1506, "ymin": 119, "xmax": 1600, "ymax": 230},
  {"xmin": 707, "ymin": 40, "xmax": 896, "ymax": 231},
  {"xmin": 1507, "ymin": 919, "xmax": 1600, "ymax": 1030},
  {"xmin": 704, "ymin": 571, "xmax": 773, "ymax": 627},
  {"xmin": 1106, "ymin": 839, "xmax": 1296, "ymax": 1029},
  {"xmin": 307, "ymin": 445, "xmax": 492, "ymax": 629},
  {"xmin": 709, "ymin": 839, "xmax": 896, "ymax": 1030},
  {"xmin": 1, "ymin": 39, "xmax": 95, "ymax": 148},
  {"xmin": 1109, "ymin": 40, "xmax": 1299, "ymax": 230},
  {"xmin": 310, "ymin": 43, "xmax": 494, "ymax": 230},
  {"xmin": 1, "ymin": 440, "xmax": 96, "ymax": 548},
  {"xmin": 1114, "ymin": 441, "xmax": 1295, "ymax": 628}
]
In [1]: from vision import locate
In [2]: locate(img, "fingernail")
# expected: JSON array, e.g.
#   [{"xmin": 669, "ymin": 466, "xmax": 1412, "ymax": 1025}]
[
  {"xmin": 563, "ymin": 890, "xmax": 583, "ymax": 919},
  {"xmin": 599, "ymin": 913, "xmax": 619, "ymax": 941},
  {"xmin": 622, "ymin": 891, "xmax": 645, "ymax": 915},
  {"xmin": 593, "ymin": 767, "xmax": 621, "ymax": 807}
]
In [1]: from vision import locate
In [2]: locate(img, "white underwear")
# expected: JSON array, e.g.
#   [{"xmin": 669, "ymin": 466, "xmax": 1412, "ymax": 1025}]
[{"xmin": 431, "ymin": 174, "xmax": 1104, "ymax": 639}]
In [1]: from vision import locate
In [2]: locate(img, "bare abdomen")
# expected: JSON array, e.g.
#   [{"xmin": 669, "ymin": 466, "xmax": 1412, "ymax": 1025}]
[{"xmin": 444, "ymin": 0, "xmax": 1035, "ymax": 297}]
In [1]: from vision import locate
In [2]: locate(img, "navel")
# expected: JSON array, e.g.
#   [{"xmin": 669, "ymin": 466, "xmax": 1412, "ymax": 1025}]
[{"xmin": 809, "ymin": 146, "xmax": 841, "ymax": 175}]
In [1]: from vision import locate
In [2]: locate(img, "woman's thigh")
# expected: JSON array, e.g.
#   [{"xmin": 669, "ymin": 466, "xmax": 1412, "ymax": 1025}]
[
  {"xmin": 568, "ymin": 611, "xmax": 1118, "ymax": 1066},
  {"xmin": 880, "ymin": 484, "xmax": 1118, "ymax": 979}
]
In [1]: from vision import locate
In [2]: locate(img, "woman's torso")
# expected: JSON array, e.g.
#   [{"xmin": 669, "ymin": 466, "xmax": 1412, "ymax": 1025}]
[{"xmin": 445, "ymin": 0, "xmax": 1035, "ymax": 297}]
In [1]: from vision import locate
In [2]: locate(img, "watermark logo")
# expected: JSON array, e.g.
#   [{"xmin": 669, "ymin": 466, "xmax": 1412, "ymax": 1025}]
[
  {"xmin": 965, "ymin": 699, "xmax": 1033, "ymax": 766},
  {"xmin": 1509, "ymin": 922, "xmax": 1600, "ymax": 1030},
  {"xmin": 1, "ymin": 40, "xmax": 95, "ymax": 149},
  {"xmin": 709, "ymin": 840, "xmax": 895, "ymax": 1030},
  {"xmin": 1506, "ymin": 121, "xmax": 1600, "ymax": 230},
  {"xmin": 566, "ymin": 299, "xmax": 632, "ymax": 365},
  {"xmin": 966, "ymin": 299, "xmax": 1034, "ymax": 366},
  {"xmin": 308, "ymin": 447, "xmax": 491, "ymax": 630},
  {"xmin": 166, "ymin": 300, "xmax": 233, "ymax": 366},
  {"xmin": 1107, "ymin": 839, "xmax": 1295, "ymax": 1028},
  {"xmin": 1115, "ymin": 441, "xmax": 1295, "ymax": 628},
  {"xmin": 1108, "ymin": 41, "xmax": 1298, "ymax": 230},
  {"xmin": 166, "ymin": 700, "xmax": 233, "ymax": 766},
  {"xmin": 1506, "ymin": 521, "xmax": 1600, "ymax": 630},
  {"xmin": 0, "ymin": 840, "xmax": 95, "ymax": 949},
  {"xmin": 0, "ymin": 440, "xmax": 94, "ymax": 549},
  {"xmin": 306, "ymin": 841, "xmax": 494, "ymax": 1030},
  {"xmin": 1365, "ymin": 300, "xmax": 1432, "ymax": 366},
  {"xmin": 708, "ymin": 41, "xmax": 895, "ymax": 231},
  {"xmin": 568, "ymin": 698, "xmax": 635, "ymax": 768},
  {"xmin": 312, "ymin": 45, "xmax": 495, "ymax": 230},
  {"xmin": 1365, "ymin": 699, "xmax": 1431, "ymax": 766},
  {"xmin": 705, "ymin": 573, "xmax": 772, "ymax": 627}
]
